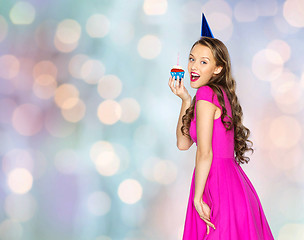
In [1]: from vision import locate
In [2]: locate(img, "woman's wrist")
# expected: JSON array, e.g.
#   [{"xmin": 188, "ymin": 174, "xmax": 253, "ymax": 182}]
[
  {"xmin": 182, "ymin": 95, "xmax": 191, "ymax": 103},
  {"xmin": 193, "ymin": 196, "xmax": 201, "ymax": 203}
]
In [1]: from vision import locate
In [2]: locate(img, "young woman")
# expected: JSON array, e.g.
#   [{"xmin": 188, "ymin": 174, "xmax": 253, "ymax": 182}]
[{"xmin": 168, "ymin": 37, "xmax": 275, "ymax": 240}]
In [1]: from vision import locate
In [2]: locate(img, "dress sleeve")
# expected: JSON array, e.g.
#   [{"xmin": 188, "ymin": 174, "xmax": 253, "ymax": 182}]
[{"xmin": 195, "ymin": 85, "xmax": 222, "ymax": 109}]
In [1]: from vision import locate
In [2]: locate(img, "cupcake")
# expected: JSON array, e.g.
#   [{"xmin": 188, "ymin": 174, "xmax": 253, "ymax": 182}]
[{"xmin": 170, "ymin": 65, "xmax": 185, "ymax": 80}]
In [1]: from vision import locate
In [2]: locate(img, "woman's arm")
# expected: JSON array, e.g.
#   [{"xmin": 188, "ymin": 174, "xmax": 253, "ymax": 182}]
[
  {"xmin": 193, "ymin": 99, "xmax": 216, "ymax": 202},
  {"xmin": 176, "ymin": 96, "xmax": 194, "ymax": 150}
]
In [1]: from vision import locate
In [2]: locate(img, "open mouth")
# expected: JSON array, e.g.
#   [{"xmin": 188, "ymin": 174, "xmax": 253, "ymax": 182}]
[{"xmin": 191, "ymin": 72, "xmax": 200, "ymax": 82}]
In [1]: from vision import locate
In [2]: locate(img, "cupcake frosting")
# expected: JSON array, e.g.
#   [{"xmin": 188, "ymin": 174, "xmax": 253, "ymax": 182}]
[{"xmin": 172, "ymin": 65, "xmax": 184, "ymax": 70}]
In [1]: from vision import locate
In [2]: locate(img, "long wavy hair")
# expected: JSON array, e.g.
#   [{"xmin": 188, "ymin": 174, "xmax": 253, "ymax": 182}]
[{"xmin": 181, "ymin": 37, "xmax": 254, "ymax": 165}]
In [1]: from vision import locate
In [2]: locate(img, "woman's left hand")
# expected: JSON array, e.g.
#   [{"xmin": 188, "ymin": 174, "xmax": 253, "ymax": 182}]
[{"xmin": 193, "ymin": 198, "xmax": 216, "ymax": 234}]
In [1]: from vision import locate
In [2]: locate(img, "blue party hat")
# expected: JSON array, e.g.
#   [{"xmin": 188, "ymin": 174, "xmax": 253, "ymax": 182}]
[{"xmin": 201, "ymin": 13, "xmax": 214, "ymax": 38}]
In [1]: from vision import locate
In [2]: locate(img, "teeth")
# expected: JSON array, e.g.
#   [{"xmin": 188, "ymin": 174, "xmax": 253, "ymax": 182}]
[{"xmin": 192, "ymin": 73, "xmax": 200, "ymax": 77}]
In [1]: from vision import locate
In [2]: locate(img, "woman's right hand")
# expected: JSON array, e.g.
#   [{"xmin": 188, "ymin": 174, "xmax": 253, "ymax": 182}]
[
  {"xmin": 194, "ymin": 198, "xmax": 216, "ymax": 235},
  {"xmin": 201, "ymin": 201, "xmax": 211, "ymax": 221},
  {"xmin": 168, "ymin": 75, "xmax": 190, "ymax": 101}
]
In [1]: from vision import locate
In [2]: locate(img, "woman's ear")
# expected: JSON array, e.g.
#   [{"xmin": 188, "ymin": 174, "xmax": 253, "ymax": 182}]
[{"xmin": 214, "ymin": 66, "xmax": 223, "ymax": 75}]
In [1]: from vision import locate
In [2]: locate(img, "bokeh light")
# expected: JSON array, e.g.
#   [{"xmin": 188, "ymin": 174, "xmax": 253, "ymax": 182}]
[
  {"xmin": 270, "ymin": 70, "xmax": 303, "ymax": 113},
  {"xmin": 12, "ymin": 104, "xmax": 43, "ymax": 136},
  {"xmin": 81, "ymin": 59, "xmax": 106, "ymax": 84},
  {"xmin": 252, "ymin": 49, "xmax": 284, "ymax": 81},
  {"xmin": 9, "ymin": 1, "xmax": 35, "ymax": 25},
  {"xmin": 95, "ymin": 150, "xmax": 120, "ymax": 176},
  {"xmin": 0, "ymin": 55, "xmax": 20, "ymax": 79},
  {"xmin": 143, "ymin": 0, "xmax": 168, "ymax": 15},
  {"xmin": 137, "ymin": 35, "xmax": 162, "ymax": 59},
  {"xmin": 54, "ymin": 19, "xmax": 81, "ymax": 52},
  {"xmin": 86, "ymin": 14, "xmax": 110, "ymax": 38},
  {"xmin": 267, "ymin": 39, "xmax": 291, "ymax": 62},
  {"xmin": 90, "ymin": 141, "xmax": 114, "ymax": 163},
  {"xmin": 54, "ymin": 35, "xmax": 78, "ymax": 52},
  {"xmin": 55, "ymin": 19, "xmax": 81, "ymax": 44},
  {"xmin": 118, "ymin": 179, "xmax": 143, "ymax": 204},
  {"xmin": 61, "ymin": 98, "xmax": 86, "ymax": 123},
  {"xmin": 7, "ymin": 168, "xmax": 33, "ymax": 194},
  {"xmin": 33, "ymin": 74, "xmax": 57, "ymax": 99},
  {"xmin": 283, "ymin": 0, "xmax": 304, "ymax": 27},
  {"xmin": 69, "ymin": 54, "xmax": 89, "ymax": 78},
  {"xmin": 97, "ymin": 100, "xmax": 121, "ymax": 125},
  {"xmin": 33, "ymin": 60, "xmax": 58, "ymax": 79},
  {"xmin": 119, "ymin": 98, "xmax": 141, "ymax": 123},
  {"xmin": 97, "ymin": 75, "xmax": 122, "ymax": 99},
  {"xmin": 54, "ymin": 84, "xmax": 79, "ymax": 108}
]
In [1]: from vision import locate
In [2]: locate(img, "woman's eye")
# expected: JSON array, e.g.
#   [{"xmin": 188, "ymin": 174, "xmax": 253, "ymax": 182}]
[
  {"xmin": 201, "ymin": 61, "xmax": 207, "ymax": 64},
  {"xmin": 189, "ymin": 58, "xmax": 194, "ymax": 61}
]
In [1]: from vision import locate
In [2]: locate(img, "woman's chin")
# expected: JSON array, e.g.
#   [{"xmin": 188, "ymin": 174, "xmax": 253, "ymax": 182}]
[{"xmin": 190, "ymin": 81, "xmax": 200, "ymax": 89}]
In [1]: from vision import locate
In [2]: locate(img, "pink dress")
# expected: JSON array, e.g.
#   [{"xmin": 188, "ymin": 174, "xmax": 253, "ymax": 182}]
[{"xmin": 182, "ymin": 85, "xmax": 275, "ymax": 240}]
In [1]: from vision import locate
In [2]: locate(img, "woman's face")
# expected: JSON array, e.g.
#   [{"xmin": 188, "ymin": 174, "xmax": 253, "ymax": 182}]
[{"xmin": 187, "ymin": 44, "xmax": 222, "ymax": 89}]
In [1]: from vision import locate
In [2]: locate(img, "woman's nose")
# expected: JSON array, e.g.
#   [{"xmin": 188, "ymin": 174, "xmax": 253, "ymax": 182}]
[{"xmin": 191, "ymin": 61, "xmax": 199, "ymax": 70}]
